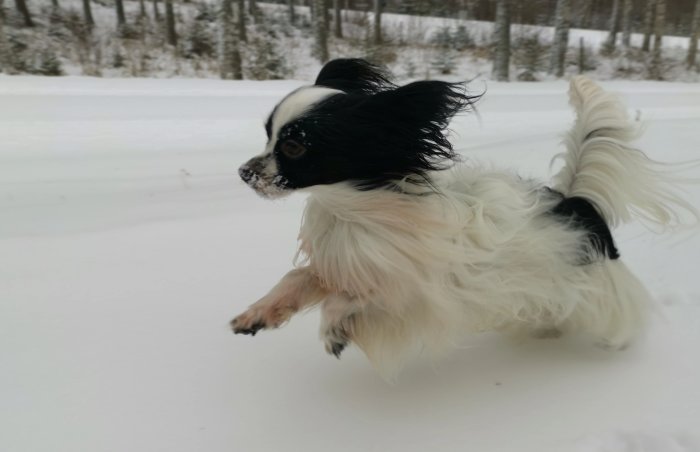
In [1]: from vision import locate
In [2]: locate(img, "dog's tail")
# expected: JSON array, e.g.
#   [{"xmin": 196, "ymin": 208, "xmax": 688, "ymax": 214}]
[{"xmin": 551, "ymin": 76, "xmax": 698, "ymax": 230}]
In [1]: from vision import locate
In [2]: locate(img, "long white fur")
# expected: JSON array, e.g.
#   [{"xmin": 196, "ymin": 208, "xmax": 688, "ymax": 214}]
[
  {"xmin": 552, "ymin": 76, "xmax": 698, "ymax": 229},
  {"xmin": 292, "ymin": 77, "xmax": 693, "ymax": 380}
]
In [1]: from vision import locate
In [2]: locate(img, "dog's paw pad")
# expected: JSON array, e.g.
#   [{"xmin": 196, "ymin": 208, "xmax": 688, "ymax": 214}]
[
  {"xmin": 327, "ymin": 340, "xmax": 347, "ymax": 358},
  {"xmin": 231, "ymin": 316, "xmax": 266, "ymax": 336}
]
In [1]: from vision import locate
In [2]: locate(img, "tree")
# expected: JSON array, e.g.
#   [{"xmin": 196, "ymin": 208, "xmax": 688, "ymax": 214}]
[
  {"xmin": 649, "ymin": 0, "xmax": 666, "ymax": 79},
  {"xmin": 249, "ymin": 0, "xmax": 258, "ymax": 19},
  {"xmin": 288, "ymin": 0, "xmax": 295, "ymax": 24},
  {"xmin": 115, "ymin": 0, "xmax": 126, "ymax": 27},
  {"xmin": 373, "ymin": 0, "xmax": 382, "ymax": 45},
  {"xmin": 603, "ymin": 0, "xmax": 621, "ymax": 52},
  {"xmin": 333, "ymin": 0, "xmax": 342, "ymax": 38},
  {"xmin": 642, "ymin": 0, "xmax": 656, "ymax": 51},
  {"xmin": 165, "ymin": 0, "xmax": 177, "ymax": 46},
  {"xmin": 236, "ymin": 0, "xmax": 247, "ymax": 42},
  {"xmin": 0, "ymin": 0, "xmax": 8, "ymax": 73},
  {"xmin": 14, "ymin": 0, "xmax": 33, "ymax": 27},
  {"xmin": 83, "ymin": 0, "xmax": 95, "ymax": 27},
  {"xmin": 220, "ymin": 0, "xmax": 242, "ymax": 79},
  {"xmin": 621, "ymin": 0, "xmax": 632, "ymax": 47},
  {"xmin": 313, "ymin": 0, "xmax": 328, "ymax": 62},
  {"xmin": 492, "ymin": 0, "xmax": 510, "ymax": 81},
  {"xmin": 687, "ymin": 0, "xmax": 700, "ymax": 68},
  {"xmin": 653, "ymin": 0, "xmax": 665, "ymax": 52},
  {"xmin": 52, "ymin": 0, "xmax": 59, "ymax": 7},
  {"xmin": 139, "ymin": 0, "xmax": 146, "ymax": 18},
  {"xmin": 153, "ymin": 0, "xmax": 160, "ymax": 20},
  {"xmin": 549, "ymin": 0, "xmax": 570, "ymax": 77}
]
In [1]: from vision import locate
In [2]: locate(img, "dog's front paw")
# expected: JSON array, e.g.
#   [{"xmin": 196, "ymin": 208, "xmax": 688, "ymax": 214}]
[
  {"xmin": 230, "ymin": 312, "xmax": 266, "ymax": 336},
  {"xmin": 230, "ymin": 303, "xmax": 294, "ymax": 336}
]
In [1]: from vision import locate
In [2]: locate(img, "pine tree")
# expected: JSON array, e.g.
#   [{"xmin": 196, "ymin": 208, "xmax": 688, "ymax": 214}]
[
  {"xmin": 642, "ymin": 0, "xmax": 656, "ymax": 51},
  {"xmin": 313, "ymin": 0, "xmax": 328, "ymax": 62},
  {"xmin": 83, "ymin": 0, "xmax": 95, "ymax": 28},
  {"xmin": 165, "ymin": 0, "xmax": 177, "ymax": 46},
  {"xmin": 373, "ymin": 0, "xmax": 382, "ymax": 45},
  {"xmin": 492, "ymin": 0, "xmax": 511, "ymax": 81},
  {"xmin": 549, "ymin": 0, "xmax": 570, "ymax": 77},
  {"xmin": 220, "ymin": 0, "xmax": 242, "ymax": 79},
  {"xmin": 14, "ymin": 0, "xmax": 33, "ymax": 27},
  {"xmin": 687, "ymin": 0, "xmax": 700, "ymax": 69}
]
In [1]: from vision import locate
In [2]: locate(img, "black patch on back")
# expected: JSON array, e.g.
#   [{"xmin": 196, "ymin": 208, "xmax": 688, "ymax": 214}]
[{"xmin": 549, "ymin": 193, "xmax": 620, "ymax": 261}]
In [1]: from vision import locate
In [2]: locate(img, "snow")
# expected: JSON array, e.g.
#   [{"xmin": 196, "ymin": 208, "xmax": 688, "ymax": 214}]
[{"xmin": 1, "ymin": 75, "xmax": 700, "ymax": 452}]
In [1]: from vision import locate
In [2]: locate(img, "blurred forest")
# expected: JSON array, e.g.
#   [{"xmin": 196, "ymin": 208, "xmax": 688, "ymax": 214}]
[{"xmin": 0, "ymin": 0, "xmax": 698, "ymax": 81}]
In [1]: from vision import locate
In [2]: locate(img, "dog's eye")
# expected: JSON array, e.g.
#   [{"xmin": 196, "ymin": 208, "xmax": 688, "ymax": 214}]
[{"xmin": 280, "ymin": 140, "xmax": 306, "ymax": 159}]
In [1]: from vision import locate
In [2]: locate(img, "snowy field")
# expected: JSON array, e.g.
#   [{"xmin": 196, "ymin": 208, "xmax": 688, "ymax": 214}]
[{"xmin": 1, "ymin": 74, "xmax": 700, "ymax": 452}]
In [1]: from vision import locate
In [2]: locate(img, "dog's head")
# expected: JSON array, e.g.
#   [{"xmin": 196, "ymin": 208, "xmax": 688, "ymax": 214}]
[{"xmin": 239, "ymin": 58, "xmax": 479, "ymax": 198}]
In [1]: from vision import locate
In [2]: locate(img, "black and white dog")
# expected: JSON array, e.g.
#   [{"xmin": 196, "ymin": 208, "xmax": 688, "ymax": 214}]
[{"xmin": 232, "ymin": 59, "xmax": 695, "ymax": 378}]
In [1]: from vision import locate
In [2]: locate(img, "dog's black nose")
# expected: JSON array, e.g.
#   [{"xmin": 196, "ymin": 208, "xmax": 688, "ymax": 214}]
[{"xmin": 239, "ymin": 165, "xmax": 254, "ymax": 183}]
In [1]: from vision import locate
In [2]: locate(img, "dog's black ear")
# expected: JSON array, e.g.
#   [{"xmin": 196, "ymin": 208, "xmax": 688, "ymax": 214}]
[
  {"xmin": 314, "ymin": 58, "xmax": 395, "ymax": 94},
  {"xmin": 375, "ymin": 80, "xmax": 479, "ymax": 131},
  {"xmin": 349, "ymin": 80, "xmax": 481, "ymax": 181}
]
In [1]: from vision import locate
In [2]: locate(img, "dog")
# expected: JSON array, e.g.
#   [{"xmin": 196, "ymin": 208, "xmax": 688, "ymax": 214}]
[{"xmin": 232, "ymin": 58, "xmax": 696, "ymax": 379}]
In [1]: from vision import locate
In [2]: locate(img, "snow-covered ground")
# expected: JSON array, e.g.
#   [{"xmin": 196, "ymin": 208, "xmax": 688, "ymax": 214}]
[{"xmin": 1, "ymin": 74, "xmax": 700, "ymax": 452}]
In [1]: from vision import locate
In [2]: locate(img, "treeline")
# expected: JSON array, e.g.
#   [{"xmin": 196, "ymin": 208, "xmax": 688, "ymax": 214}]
[{"xmin": 1, "ymin": 0, "xmax": 699, "ymax": 81}]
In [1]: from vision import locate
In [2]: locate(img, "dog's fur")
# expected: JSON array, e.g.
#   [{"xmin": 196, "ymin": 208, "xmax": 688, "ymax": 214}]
[{"xmin": 232, "ymin": 59, "xmax": 697, "ymax": 379}]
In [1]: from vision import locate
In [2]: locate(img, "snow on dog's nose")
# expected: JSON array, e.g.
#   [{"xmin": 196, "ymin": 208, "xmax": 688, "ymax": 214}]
[{"xmin": 238, "ymin": 155, "xmax": 289, "ymax": 198}]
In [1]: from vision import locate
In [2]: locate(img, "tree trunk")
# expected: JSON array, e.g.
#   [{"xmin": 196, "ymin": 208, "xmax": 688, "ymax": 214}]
[
  {"xmin": 115, "ymin": 0, "xmax": 126, "ymax": 27},
  {"xmin": 52, "ymin": 0, "xmax": 59, "ymax": 7},
  {"xmin": 0, "ymin": 0, "xmax": 8, "ymax": 73},
  {"xmin": 492, "ymin": 0, "xmax": 510, "ymax": 81},
  {"xmin": 653, "ymin": 0, "xmax": 665, "ymax": 52},
  {"xmin": 373, "ymin": 0, "xmax": 382, "ymax": 45},
  {"xmin": 153, "ymin": 0, "xmax": 160, "ymax": 20},
  {"xmin": 642, "ymin": 0, "xmax": 656, "ymax": 51},
  {"xmin": 139, "ymin": 0, "xmax": 146, "ymax": 17},
  {"xmin": 83, "ymin": 0, "xmax": 95, "ymax": 27},
  {"xmin": 323, "ymin": 0, "xmax": 330, "ymax": 34},
  {"xmin": 621, "ymin": 0, "xmax": 632, "ymax": 47},
  {"xmin": 288, "ymin": 0, "xmax": 295, "ymax": 24},
  {"xmin": 549, "ymin": 0, "xmax": 570, "ymax": 77},
  {"xmin": 220, "ymin": 0, "xmax": 242, "ymax": 80},
  {"xmin": 14, "ymin": 0, "xmax": 33, "ymax": 27},
  {"xmin": 687, "ymin": 0, "xmax": 700, "ymax": 68},
  {"xmin": 236, "ymin": 0, "xmax": 247, "ymax": 42},
  {"xmin": 604, "ymin": 0, "xmax": 620, "ymax": 52},
  {"xmin": 249, "ymin": 0, "xmax": 258, "ymax": 19},
  {"xmin": 165, "ymin": 0, "xmax": 177, "ymax": 46},
  {"xmin": 333, "ymin": 0, "xmax": 342, "ymax": 38},
  {"xmin": 313, "ymin": 0, "xmax": 328, "ymax": 62}
]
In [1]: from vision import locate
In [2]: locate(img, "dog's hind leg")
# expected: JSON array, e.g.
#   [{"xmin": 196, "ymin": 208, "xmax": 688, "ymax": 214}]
[{"xmin": 320, "ymin": 293, "xmax": 366, "ymax": 358}]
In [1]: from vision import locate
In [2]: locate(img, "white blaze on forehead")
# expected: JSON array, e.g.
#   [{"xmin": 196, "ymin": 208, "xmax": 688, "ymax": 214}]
[{"xmin": 266, "ymin": 86, "xmax": 342, "ymax": 151}]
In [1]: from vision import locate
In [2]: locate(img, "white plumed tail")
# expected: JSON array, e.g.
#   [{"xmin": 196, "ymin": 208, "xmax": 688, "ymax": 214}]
[{"xmin": 552, "ymin": 76, "xmax": 698, "ymax": 230}]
